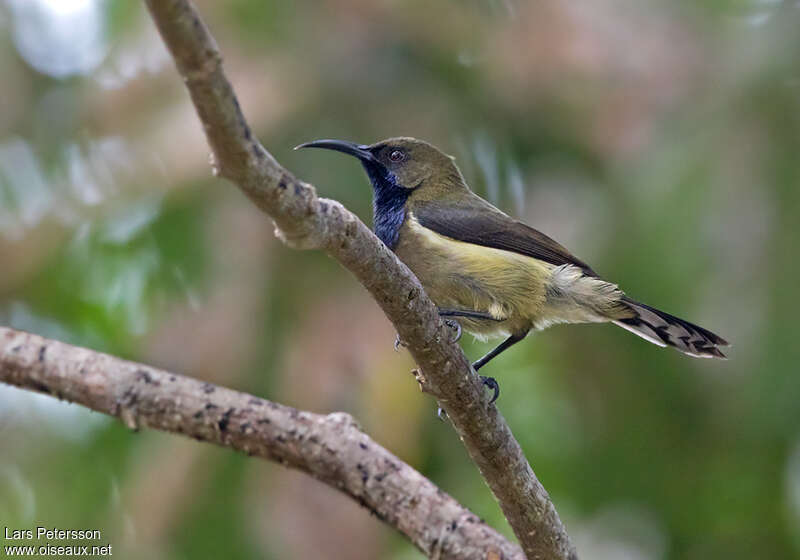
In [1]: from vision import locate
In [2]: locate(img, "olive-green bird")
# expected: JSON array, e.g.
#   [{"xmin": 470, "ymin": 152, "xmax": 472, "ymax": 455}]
[{"xmin": 297, "ymin": 137, "xmax": 728, "ymax": 402}]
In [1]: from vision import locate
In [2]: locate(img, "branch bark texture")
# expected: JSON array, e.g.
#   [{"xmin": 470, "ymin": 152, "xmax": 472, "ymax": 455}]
[
  {"xmin": 13, "ymin": 2, "xmax": 576, "ymax": 558},
  {"xmin": 0, "ymin": 327, "xmax": 522, "ymax": 559}
]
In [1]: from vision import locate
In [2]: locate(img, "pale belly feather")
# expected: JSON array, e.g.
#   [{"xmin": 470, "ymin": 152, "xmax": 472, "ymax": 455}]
[{"xmin": 395, "ymin": 215, "xmax": 551, "ymax": 339}]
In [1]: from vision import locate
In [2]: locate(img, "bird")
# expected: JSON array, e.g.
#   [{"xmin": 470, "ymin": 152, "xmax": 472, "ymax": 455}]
[{"xmin": 297, "ymin": 137, "xmax": 728, "ymax": 403}]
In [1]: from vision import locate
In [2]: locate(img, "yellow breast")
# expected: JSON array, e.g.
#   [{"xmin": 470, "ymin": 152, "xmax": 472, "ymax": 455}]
[{"xmin": 394, "ymin": 213, "xmax": 553, "ymax": 338}]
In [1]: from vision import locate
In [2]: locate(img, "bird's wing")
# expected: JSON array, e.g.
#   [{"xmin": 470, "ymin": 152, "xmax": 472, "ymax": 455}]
[{"xmin": 413, "ymin": 197, "xmax": 597, "ymax": 276}]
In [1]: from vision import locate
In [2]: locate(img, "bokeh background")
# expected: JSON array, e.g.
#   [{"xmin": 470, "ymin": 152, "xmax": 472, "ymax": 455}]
[{"xmin": 1, "ymin": 0, "xmax": 799, "ymax": 558}]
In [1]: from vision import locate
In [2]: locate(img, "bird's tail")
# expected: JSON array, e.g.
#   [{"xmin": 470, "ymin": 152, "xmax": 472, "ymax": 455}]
[{"xmin": 614, "ymin": 298, "xmax": 729, "ymax": 359}]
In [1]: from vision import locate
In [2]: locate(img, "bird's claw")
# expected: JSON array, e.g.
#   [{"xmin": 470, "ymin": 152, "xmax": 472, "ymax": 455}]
[
  {"xmin": 444, "ymin": 319, "xmax": 462, "ymax": 343},
  {"xmin": 480, "ymin": 375, "xmax": 500, "ymax": 404}
]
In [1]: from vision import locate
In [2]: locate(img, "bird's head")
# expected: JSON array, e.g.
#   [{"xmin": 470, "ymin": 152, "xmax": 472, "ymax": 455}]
[{"xmin": 296, "ymin": 137, "xmax": 464, "ymax": 198}]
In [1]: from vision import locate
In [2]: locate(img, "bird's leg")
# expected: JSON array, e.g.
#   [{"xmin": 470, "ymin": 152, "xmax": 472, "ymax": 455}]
[
  {"xmin": 438, "ymin": 308, "xmax": 503, "ymax": 321},
  {"xmin": 472, "ymin": 331, "xmax": 528, "ymax": 404},
  {"xmin": 404, "ymin": 305, "xmax": 499, "ymax": 349},
  {"xmin": 426, "ymin": 309, "xmax": 519, "ymax": 407},
  {"xmin": 473, "ymin": 332, "xmax": 527, "ymax": 370},
  {"xmin": 437, "ymin": 309, "xmax": 520, "ymax": 404},
  {"xmin": 437, "ymin": 308, "xmax": 503, "ymax": 344}
]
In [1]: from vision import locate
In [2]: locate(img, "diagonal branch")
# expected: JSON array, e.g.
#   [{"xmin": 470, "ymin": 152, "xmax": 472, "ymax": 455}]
[
  {"xmin": 0, "ymin": 327, "xmax": 522, "ymax": 560},
  {"xmin": 127, "ymin": 1, "xmax": 573, "ymax": 558}
]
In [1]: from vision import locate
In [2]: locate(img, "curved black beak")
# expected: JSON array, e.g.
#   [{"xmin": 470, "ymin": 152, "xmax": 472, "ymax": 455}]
[{"xmin": 294, "ymin": 139, "xmax": 377, "ymax": 164}]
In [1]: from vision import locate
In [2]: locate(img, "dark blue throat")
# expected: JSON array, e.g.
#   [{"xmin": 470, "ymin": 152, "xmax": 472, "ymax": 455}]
[{"xmin": 362, "ymin": 162, "xmax": 409, "ymax": 250}]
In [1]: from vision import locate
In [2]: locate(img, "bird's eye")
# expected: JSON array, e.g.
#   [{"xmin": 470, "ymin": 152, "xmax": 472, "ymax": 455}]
[{"xmin": 389, "ymin": 150, "xmax": 405, "ymax": 162}]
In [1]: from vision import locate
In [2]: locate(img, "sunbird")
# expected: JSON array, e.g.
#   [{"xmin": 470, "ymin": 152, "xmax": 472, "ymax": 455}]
[{"xmin": 297, "ymin": 137, "xmax": 728, "ymax": 402}]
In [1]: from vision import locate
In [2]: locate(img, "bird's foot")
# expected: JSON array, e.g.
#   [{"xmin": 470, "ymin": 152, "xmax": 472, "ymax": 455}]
[
  {"xmin": 479, "ymin": 375, "xmax": 500, "ymax": 404},
  {"xmin": 443, "ymin": 319, "xmax": 462, "ymax": 343}
]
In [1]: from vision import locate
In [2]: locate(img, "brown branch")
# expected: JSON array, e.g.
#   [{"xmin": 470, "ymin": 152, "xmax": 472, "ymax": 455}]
[
  {"xmin": 78, "ymin": 1, "xmax": 573, "ymax": 558},
  {"xmin": 0, "ymin": 327, "xmax": 522, "ymax": 559}
]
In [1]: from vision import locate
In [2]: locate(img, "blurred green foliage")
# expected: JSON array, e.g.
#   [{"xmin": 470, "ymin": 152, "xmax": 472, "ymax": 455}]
[{"xmin": 1, "ymin": 0, "xmax": 799, "ymax": 559}]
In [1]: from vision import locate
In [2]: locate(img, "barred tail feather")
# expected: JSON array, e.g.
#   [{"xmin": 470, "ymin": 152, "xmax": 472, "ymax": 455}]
[{"xmin": 614, "ymin": 298, "xmax": 729, "ymax": 359}]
